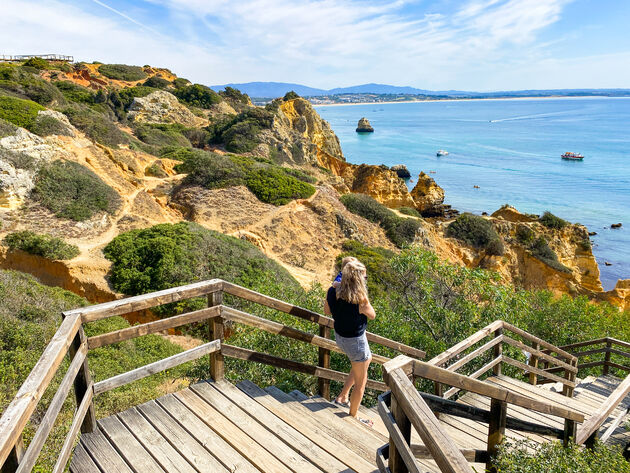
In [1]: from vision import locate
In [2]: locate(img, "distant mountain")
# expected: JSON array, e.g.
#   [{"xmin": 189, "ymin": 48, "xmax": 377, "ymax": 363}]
[
  {"xmin": 211, "ymin": 82, "xmax": 326, "ymax": 98},
  {"xmin": 327, "ymin": 83, "xmax": 433, "ymax": 95}
]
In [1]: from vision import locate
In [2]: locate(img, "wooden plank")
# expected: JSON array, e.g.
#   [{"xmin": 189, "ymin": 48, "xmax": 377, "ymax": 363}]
[
  {"xmin": 222, "ymin": 281, "xmax": 426, "ymax": 359},
  {"xmin": 222, "ymin": 306, "xmax": 390, "ymax": 365},
  {"xmin": 222, "ymin": 343, "xmax": 387, "ymax": 391},
  {"xmin": 117, "ymin": 408, "xmax": 197, "ymax": 473},
  {"xmin": 208, "ymin": 293, "xmax": 224, "ymax": 382},
  {"xmin": 97, "ymin": 416, "xmax": 165, "ymax": 472},
  {"xmin": 502, "ymin": 336, "xmax": 576, "ymax": 373},
  {"xmin": 318, "ymin": 325, "xmax": 331, "ymax": 399},
  {"xmin": 0, "ymin": 312, "xmax": 81, "ymax": 467},
  {"xmin": 2, "ymin": 436, "xmax": 24, "ymax": 473},
  {"xmin": 610, "ymin": 348, "xmax": 630, "ymax": 359},
  {"xmin": 608, "ymin": 338, "xmax": 630, "ymax": 351},
  {"xmin": 557, "ymin": 338, "xmax": 608, "ymax": 351},
  {"xmin": 154, "ymin": 395, "xmax": 260, "ymax": 473},
  {"xmin": 599, "ymin": 407, "xmax": 630, "ymax": 443},
  {"xmin": 382, "ymin": 355, "xmax": 414, "ymax": 383},
  {"xmin": 88, "ymin": 306, "xmax": 220, "ymax": 348},
  {"xmin": 486, "ymin": 399, "xmax": 507, "ymax": 473},
  {"xmin": 209, "ymin": 381, "xmax": 349, "ymax": 473},
  {"xmin": 68, "ymin": 322, "xmax": 96, "ymax": 434},
  {"xmin": 572, "ymin": 347, "xmax": 608, "ymax": 358},
  {"xmin": 78, "ymin": 429, "xmax": 134, "ymax": 473},
  {"xmin": 443, "ymin": 357, "xmax": 502, "ymax": 399},
  {"xmin": 94, "ymin": 340, "xmax": 220, "ymax": 395},
  {"xmin": 413, "ymin": 361, "xmax": 583, "ymax": 422},
  {"xmin": 428, "ymin": 321, "xmax": 503, "ymax": 367},
  {"xmin": 376, "ymin": 445, "xmax": 392, "ymax": 473},
  {"xmin": 446, "ymin": 336, "xmax": 503, "ymax": 373},
  {"xmin": 410, "ymin": 445, "xmax": 489, "ymax": 464},
  {"xmin": 52, "ymin": 381, "xmax": 94, "ymax": 473},
  {"xmin": 501, "ymin": 322, "xmax": 576, "ymax": 362},
  {"xmin": 576, "ymin": 374, "xmax": 630, "ymax": 444},
  {"xmin": 138, "ymin": 398, "xmax": 228, "ymax": 473},
  {"xmin": 237, "ymin": 380, "xmax": 376, "ymax": 473},
  {"xmin": 529, "ymin": 341, "xmax": 540, "ymax": 385},
  {"xmin": 501, "ymin": 356, "xmax": 575, "ymax": 387},
  {"xmin": 190, "ymin": 382, "xmax": 321, "ymax": 473},
  {"xmin": 67, "ymin": 280, "xmax": 223, "ymax": 323},
  {"xmin": 606, "ymin": 362, "xmax": 630, "ymax": 372},
  {"xmin": 388, "ymin": 369, "xmax": 474, "ymax": 473},
  {"xmin": 16, "ymin": 342, "xmax": 88, "ymax": 473},
  {"xmin": 381, "ymin": 394, "xmax": 421, "ymax": 473},
  {"xmin": 174, "ymin": 388, "xmax": 294, "ymax": 473},
  {"xmin": 68, "ymin": 442, "xmax": 100, "ymax": 473}
]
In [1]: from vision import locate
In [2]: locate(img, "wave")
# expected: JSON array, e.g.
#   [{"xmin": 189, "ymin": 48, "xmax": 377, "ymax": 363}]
[{"xmin": 489, "ymin": 109, "xmax": 583, "ymax": 123}]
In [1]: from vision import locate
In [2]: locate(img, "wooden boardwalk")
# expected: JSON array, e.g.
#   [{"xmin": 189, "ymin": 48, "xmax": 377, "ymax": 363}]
[{"xmin": 70, "ymin": 374, "xmax": 630, "ymax": 473}]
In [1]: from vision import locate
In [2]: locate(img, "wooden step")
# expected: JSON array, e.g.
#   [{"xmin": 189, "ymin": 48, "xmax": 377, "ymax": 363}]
[
  {"xmin": 69, "ymin": 442, "xmax": 100, "ymax": 473},
  {"xmin": 75, "ymin": 428, "xmax": 134, "ymax": 473},
  {"xmin": 208, "ymin": 380, "xmax": 349, "ymax": 473},
  {"xmin": 237, "ymin": 380, "xmax": 378, "ymax": 473}
]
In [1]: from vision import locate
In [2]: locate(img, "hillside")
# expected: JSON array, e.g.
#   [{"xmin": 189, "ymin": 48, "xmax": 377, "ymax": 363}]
[{"xmin": 0, "ymin": 58, "xmax": 628, "ymax": 311}]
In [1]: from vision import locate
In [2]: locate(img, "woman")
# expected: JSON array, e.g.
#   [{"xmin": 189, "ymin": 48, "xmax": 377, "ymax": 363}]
[{"xmin": 324, "ymin": 260, "xmax": 376, "ymax": 425}]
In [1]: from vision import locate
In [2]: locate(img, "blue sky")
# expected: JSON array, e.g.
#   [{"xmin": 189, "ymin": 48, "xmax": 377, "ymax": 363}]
[{"xmin": 1, "ymin": 0, "xmax": 629, "ymax": 91}]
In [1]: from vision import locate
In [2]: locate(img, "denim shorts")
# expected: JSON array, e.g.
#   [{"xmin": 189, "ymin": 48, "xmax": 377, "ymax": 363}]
[{"xmin": 336, "ymin": 332, "xmax": 372, "ymax": 363}]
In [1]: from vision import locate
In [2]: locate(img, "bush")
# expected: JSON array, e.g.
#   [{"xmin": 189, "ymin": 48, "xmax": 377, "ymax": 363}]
[
  {"xmin": 246, "ymin": 167, "xmax": 315, "ymax": 205},
  {"xmin": 33, "ymin": 160, "xmax": 121, "ymax": 221},
  {"xmin": 540, "ymin": 211, "xmax": 568, "ymax": 229},
  {"xmin": 1, "ymin": 149, "xmax": 35, "ymax": 170},
  {"xmin": 117, "ymin": 85, "xmax": 158, "ymax": 109},
  {"xmin": 145, "ymin": 162, "xmax": 168, "ymax": 178},
  {"xmin": 3, "ymin": 231, "xmax": 79, "ymax": 260},
  {"xmin": 516, "ymin": 225, "xmax": 535, "ymax": 245},
  {"xmin": 207, "ymin": 107, "xmax": 275, "ymax": 153},
  {"xmin": 60, "ymin": 103, "xmax": 130, "ymax": 146},
  {"xmin": 0, "ymin": 96, "xmax": 44, "ymax": 129},
  {"xmin": 446, "ymin": 213, "xmax": 505, "ymax": 256},
  {"xmin": 142, "ymin": 76, "xmax": 171, "ymax": 89},
  {"xmin": 0, "ymin": 118, "xmax": 17, "ymax": 137},
  {"xmin": 132, "ymin": 123, "xmax": 191, "ymax": 148},
  {"xmin": 29, "ymin": 114, "xmax": 72, "ymax": 137},
  {"xmin": 386, "ymin": 218, "xmax": 422, "ymax": 248},
  {"xmin": 399, "ymin": 207, "xmax": 422, "ymax": 218},
  {"xmin": 174, "ymin": 84, "xmax": 221, "ymax": 109},
  {"xmin": 530, "ymin": 236, "xmax": 571, "ymax": 273},
  {"xmin": 98, "ymin": 64, "xmax": 147, "ymax": 81},
  {"xmin": 53, "ymin": 80, "xmax": 96, "ymax": 104},
  {"xmin": 220, "ymin": 86, "xmax": 250, "ymax": 104},
  {"xmin": 22, "ymin": 57, "xmax": 50, "ymax": 70},
  {"xmin": 172, "ymin": 77, "xmax": 191, "ymax": 89},
  {"xmin": 283, "ymin": 91, "xmax": 300, "ymax": 101},
  {"xmin": 282, "ymin": 167, "xmax": 317, "ymax": 184},
  {"xmin": 495, "ymin": 439, "xmax": 630, "ymax": 473},
  {"xmin": 178, "ymin": 152, "xmax": 247, "ymax": 188}
]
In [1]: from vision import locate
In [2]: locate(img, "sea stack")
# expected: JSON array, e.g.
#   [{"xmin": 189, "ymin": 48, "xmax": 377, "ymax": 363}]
[
  {"xmin": 391, "ymin": 164, "xmax": 411, "ymax": 178},
  {"xmin": 356, "ymin": 117, "xmax": 374, "ymax": 133}
]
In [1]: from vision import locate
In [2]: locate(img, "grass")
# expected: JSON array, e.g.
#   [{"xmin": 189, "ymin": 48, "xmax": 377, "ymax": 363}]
[
  {"xmin": 98, "ymin": 64, "xmax": 147, "ymax": 81},
  {"xmin": 60, "ymin": 103, "xmax": 131, "ymax": 147},
  {"xmin": 33, "ymin": 160, "xmax": 121, "ymax": 221},
  {"xmin": 0, "ymin": 96, "xmax": 44, "ymax": 129},
  {"xmin": 53, "ymin": 80, "xmax": 96, "ymax": 104},
  {"xmin": 446, "ymin": 213, "xmax": 505, "ymax": 256},
  {"xmin": 3, "ymin": 231, "xmax": 80, "ymax": 260},
  {"xmin": 0, "ymin": 66, "xmax": 64, "ymax": 106}
]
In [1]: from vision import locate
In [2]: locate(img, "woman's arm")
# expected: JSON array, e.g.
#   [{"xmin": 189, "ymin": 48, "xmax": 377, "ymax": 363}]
[
  {"xmin": 324, "ymin": 299, "xmax": 332, "ymax": 316},
  {"xmin": 359, "ymin": 299, "xmax": 376, "ymax": 320}
]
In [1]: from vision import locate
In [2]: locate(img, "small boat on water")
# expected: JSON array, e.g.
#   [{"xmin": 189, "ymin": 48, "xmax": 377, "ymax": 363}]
[
  {"xmin": 562, "ymin": 152, "xmax": 584, "ymax": 161},
  {"xmin": 437, "ymin": 150, "xmax": 449, "ymax": 157}
]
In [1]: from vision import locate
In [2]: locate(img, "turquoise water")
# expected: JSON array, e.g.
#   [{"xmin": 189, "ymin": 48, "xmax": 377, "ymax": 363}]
[{"xmin": 315, "ymin": 97, "xmax": 630, "ymax": 290}]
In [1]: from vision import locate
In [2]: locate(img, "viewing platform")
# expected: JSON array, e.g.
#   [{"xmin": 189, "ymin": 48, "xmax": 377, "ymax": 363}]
[{"xmin": 1, "ymin": 279, "xmax": 629, "ymax": 473}]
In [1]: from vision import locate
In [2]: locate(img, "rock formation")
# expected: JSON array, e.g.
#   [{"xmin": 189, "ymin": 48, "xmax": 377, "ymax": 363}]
[
  {"xmin": 410, "ymin": 172, "xmax": 446, "ymax": 216},
  {"xmin": 391, "ymin": 164, "xmax": 411, "ymax": 179},
  {"xmin": 356, "ymin": 117, "xmax": 374, "ymax": 132},
  {"xmin": 128, "ymin": 91, "xmax": 207, "ymax": 127}
]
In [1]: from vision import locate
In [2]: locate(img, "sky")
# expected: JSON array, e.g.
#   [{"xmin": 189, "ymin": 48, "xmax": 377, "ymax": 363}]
[{"xmin": 1, "ymin": 0, "xmax": 629, "ymax": 91}]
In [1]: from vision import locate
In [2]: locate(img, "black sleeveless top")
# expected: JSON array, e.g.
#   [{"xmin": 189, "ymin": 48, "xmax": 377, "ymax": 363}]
[{"xmin": 326, "ymin": 287, "xmax": 367, "ymax": 338}]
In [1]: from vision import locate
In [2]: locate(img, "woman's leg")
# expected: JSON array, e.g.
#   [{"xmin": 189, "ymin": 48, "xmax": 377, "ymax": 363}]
[
  {"xmin": 336, "ymin": 370, "xmax": 355, "ymax": 403},
  {"xmin": 349, "ymin": 356, "xmax": 371, "ymax": 418}
]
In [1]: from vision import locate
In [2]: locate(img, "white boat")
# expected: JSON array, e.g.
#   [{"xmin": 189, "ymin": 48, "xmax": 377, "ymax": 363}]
[{"xmin": 437, "ymin": 150, "xmax": 449, "ymax": 157}]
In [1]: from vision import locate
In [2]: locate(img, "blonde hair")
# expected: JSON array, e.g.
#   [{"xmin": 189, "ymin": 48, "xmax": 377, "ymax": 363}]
[
  {"xmin": 340, "ymin": 256, "xmax": 358, "ymax": 269},
  {"xmin": 336, "ymin": 261, "xmax": 368, "ymax": 305}
]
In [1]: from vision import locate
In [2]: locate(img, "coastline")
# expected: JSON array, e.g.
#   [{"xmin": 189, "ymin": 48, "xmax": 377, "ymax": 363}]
[{"xmin": 313, "ymin": 95, "xmax": 630, "ymax": 107}]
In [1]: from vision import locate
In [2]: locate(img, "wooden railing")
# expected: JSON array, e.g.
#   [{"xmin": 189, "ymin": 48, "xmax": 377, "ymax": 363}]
[
  {"xmin": 378, "ymin": 355, "xmax": 585, "ymax": 473},
  {"xmin": 0, "ymin": 279, "xmax": 425, "ymax": 472}
]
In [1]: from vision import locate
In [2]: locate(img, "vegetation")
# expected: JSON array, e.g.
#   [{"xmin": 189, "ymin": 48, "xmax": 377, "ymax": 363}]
[
  {"xmin": 446, "ymin": 213, "xmax": 505, "ymax": 256},
  {"xmin": 540, "ymin": 210, "xmax": 569, "ymax": 229},
  {"xmin": 22, "ymin": 57, "xmax": 51, "ymax": 70},
  {"xmin": 339, "ymin": 193, "xmax": 421, "ymax": 247},
  {"xmin": 0, "ymin": 96, "xmax": 44, "ymax": 129},
  {"xmin": 0, "ymin": 65, "xmax": 63, "ymax": 106},
  {"xmin": 398, "ymin": 206, "xmax": 422, "ymax": 218},
  {"xmin": 29, "ymin": 113, "xmax": 72, "ymax": 137},
  {"xmin": 98, "ymin": 64, "xmax": 147, "ymax": 81},
  {"xmin": 54, "ymin": 80, "xmax": 96, "ymax": 104},
  {"xmin": 174, "ymin": 84, "xmax": 221, "ymax": 109},
  {"xmin": 495, "ymin": 440, "xmax": 630, "ymax": 473},
  {"xmin": 246, "ymin": 167, "xmax": 315, "ymax": 205},
  {"xmin": 142, "ymin": 76, "xmax": 171, "ymax": 89},
  {"xmin": 132, "ymin": 123, "xmax": 191, "ymax": 148},
  {"xmin": 516, "ymin": 225, "xmax": 570, "ymax": 272},
  {"xmin": 33, "ymin": 160, "xmax": 121, "ymax": 221},
  {"xmin": 145, "ymin": 161, "xmax": 168, "ymax": 178},
  {"xmin": 60, "ymin": 103, "xmax": 131, "ymax": 146},
  {"xmin": 283, "ymin": 91, "xmax": 300, "ymax": 101},
  {"xmin": 208, "ymin": 107, "xmax": 275, "ymax": 153},
  {"xmin": 219, "ymin": 86, "xmax": 250, "ymax": 104},
  {"xmin": 0, "ymin": 118, "xmax": 17, "ymax": 137},
  {"xmin": 3, "ymin": 231, "xmax": 80, "ymax": 260}
]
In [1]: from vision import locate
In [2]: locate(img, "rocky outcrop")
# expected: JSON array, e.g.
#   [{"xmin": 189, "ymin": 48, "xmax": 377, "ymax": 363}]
[
  {"xmin": 598, "ymin": 279, "xmax": 630, "ymax": 311},
  {"xmin": 491, "ymin": 205, "xmax": 537, "ymax": 222},
  {"xmin": 128, "ymin": 91, "xmax": 207, "ymax": 127},
  {"xmin": 351, "ymin": 165, "xmax": 416, "ymax": 208},
  {"xmin": 356, "ymin": 117, "xmax": 374, "ymax": 132},
  {"xmin": 410, "ymin": 172, "xmax": 446, "ymax": 215},
  {"xmin": 391, "ymin": 164, "xmax": 411, "ymax": 179}
]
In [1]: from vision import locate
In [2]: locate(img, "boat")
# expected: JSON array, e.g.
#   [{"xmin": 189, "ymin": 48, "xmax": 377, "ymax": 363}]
[
  {"xmin": 562, "ymin": 152, "xmax": 584, "ymax": 161},
  {"xmin": 437, "ymin": 150, "xmax": 449, "ymax": 157}
]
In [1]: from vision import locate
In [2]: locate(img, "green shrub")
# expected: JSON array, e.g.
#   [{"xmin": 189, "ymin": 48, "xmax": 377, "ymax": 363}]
[
  {"xmin": 178, "ymin": 152, "xmax": 248, "ymax": 188},
  {"xmin": 530, "ymin": 236, "xmax": 571, "ymax": 273},
  {"xmin": 145, "ymin": 162, "xmax": 168, "ymax": 178},
  {"xmin": 1, "ymin": 149, "xmax": 35, "ymax": 170},
  {"xmin": 29, "ymin": 114, "xmax": 72, "ymax": 137},
  {"xmin": 132, "ymin": 123, "xmax": 191, "ymax": 148},
  {"xmin": 60, "ymin": 103, "xmax": 130, "ymax": 146},
  {"xmin": 117, "ymin": 85, "xmax": 158, "ymax": 109},
  {"xmin": 282, "ymin": 167, "xmax": 317, "ymax": 183},
  {"xmin": 98, "ymin": 64, "xmax": 147, "ymax": 81},
  {"xmin": 399, "ymin": 207, "xmax": 422, "ymax": 218},
  {"xmin": 219, "ymin": 86, "xmax": 250, "ymax": 104},
  {"xmin": 172, "ymin": 77, "xmax": 191, "ymax": 89},
  {"xmin": 143, "ymin": 76, "xmax": 171, "ymax": 89},
  {"xmin": 0, "ymin": 118, "xmax": 17, "ymax": 137},
  {"xmin": 3, "ymin": 231, "xmax": 80, "ymax": 260},
  {"xmin": 495, "ymin": 440, "xmax": 630, "ymax": 473},
  {"xmin": 103, "ymin": 222, "xmax": 299, "ymax": 297},
  {"xmin": 0, "ymin": 96, "xmax": 44, "ymax": 129},
  {"xmin": 207, "ymin": 107, "xmax": 274, "ymax": 153},
  {"xmin": 222, "ymin": 120, "xmax": 262, "ymax": 153},
  {"xmin": 540, "ymin": 211, "xmax": 568, "ymax": 229},
  {"xmin": 516, "ymin": 225, "xmax": 535, "ymax": 245},
  {"xmin": 174, "ymin": 84, "xmax": 221, "ymax": 109},
  {"xmin": 283, "ymin": 91, "xmax": 300, "ymax": 101},
  {"xmin": 446, "ymin": 213, "xmax": 505, "ymax": 256},
  {"xmin": 53, "ymin": 80, "xmax": 96, "ymax": 104},
  {"xmin": 246, "ymin": 167, "xmax": 315, "ymax": 205},
  {"xmin": 159, "ymin": 146, "xmax": 207, "ymax": 163},
  {"xmin": 22, "ymin": 57, "xmax": 50, "ymax": 70},
  {"xmin": 33, "ymin": 160, "xmax": 121, "ymax": 221},
  {"xmin": 386, "ymin": 218, "xmax": 422, "ymax": 248}
]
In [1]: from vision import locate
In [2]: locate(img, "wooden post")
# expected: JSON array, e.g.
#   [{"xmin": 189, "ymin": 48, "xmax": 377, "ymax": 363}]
[
  {"xmin": 563, "ymin": 419, "xmax": 577, "ymax": 447},
  {"xmin": 318, "ymin": 325, "xmax": 331, "ymax": 400},
  {"xmin": 208, "ymin": 291, "xmax": 224, "ymax": 382},
  {"xmin": 64, "ymin": 314, "xmax": 96, "ymax": 434},
  {"xmin": 0, "ymin": 435, "xmax": 24, "ymax": 473},
  {"xmin": 562, "ymin": 358, "xmax": 577, "ymax": 398},
  {"xmin": 529, "ymin": 342, "xmax": 540, "ymax": 385},
  {"xmin": 603, "ymin": 340, "xmax": 611, "ymax": 376},
  {"xmin": 493, "ymin": 328, "xmax": 503, "ymax": 376},
  {"xmin": 388, "ymin": 394, "xmax": 411, "ymax": 473},
  {"xmin": 585, "ymin": 431, "xmax": 598, "ymax": 449},
  {"xmin": 486, "ymin": 398, "xmax": 507, "ymax": 473},
  {"xmin": 433, "ymin": 381, "xmax": 444, "ymax": 419}
]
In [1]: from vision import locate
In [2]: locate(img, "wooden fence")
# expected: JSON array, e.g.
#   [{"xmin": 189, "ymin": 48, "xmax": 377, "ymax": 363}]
[{"xmin": 0, "ymin": 55, "xmax": 73, "ymax": 62}]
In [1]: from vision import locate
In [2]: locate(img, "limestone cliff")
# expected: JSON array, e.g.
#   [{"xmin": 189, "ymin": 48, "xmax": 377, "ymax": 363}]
[
  {"xmin": 128, "ymin": 90, "xmax": 208, "ymax": 127},
  {"xmin": 410, "ymin": 172, "xmax": 446, "ymax": 215}
]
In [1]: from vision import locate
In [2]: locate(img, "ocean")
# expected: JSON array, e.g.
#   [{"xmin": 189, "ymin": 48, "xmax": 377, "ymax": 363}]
[{"xmin": 315, "ymin": 97, "xmax": 630, "ymax": 291}]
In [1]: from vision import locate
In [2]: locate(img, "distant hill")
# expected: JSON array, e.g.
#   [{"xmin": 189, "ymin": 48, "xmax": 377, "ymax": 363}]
[{"xmin": 211, "ymin": 82, "xmax": 326, "ymax": 97}]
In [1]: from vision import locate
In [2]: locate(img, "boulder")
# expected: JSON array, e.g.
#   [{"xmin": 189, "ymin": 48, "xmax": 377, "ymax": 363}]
[
  {"xmin": 351, "ymin": 164, "xmax": 416, "ymax": 208},
  {"xmin": 410, "ymin": 172, "xmax": 445, "ymax": 215},
  {"xmin": 391, "ymin": 164, "xmax": 411, "ymax": 179},
  {"xmin": 127, "ymin": 90, "xmax": 207, "ymax": 127},
  {"xmin": 356, "ymin": 117, "xmax": 374, "ymax": 133},
  {"xmin": 491, "ymin": 205, "xmax": 537, "ymax": 223}
]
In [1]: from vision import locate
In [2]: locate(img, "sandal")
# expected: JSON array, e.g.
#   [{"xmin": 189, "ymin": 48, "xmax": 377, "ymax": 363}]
[
  {"xmin": 359, "ymin": 417, "xmax": 374, "ymax": 428},
  {"xmin": 333, "ymin": 399, "xmax": 350, "ymax": 408}
]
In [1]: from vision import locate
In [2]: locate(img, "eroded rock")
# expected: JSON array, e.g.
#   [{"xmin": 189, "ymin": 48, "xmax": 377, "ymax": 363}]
[{"xmin": 128, "ymin": 90, "xmax": 207, "ymax": 127}]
